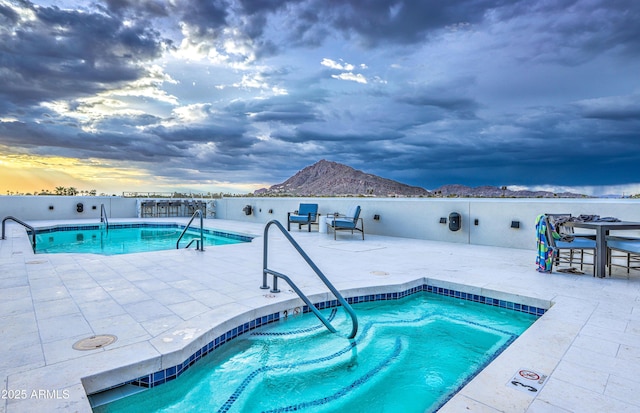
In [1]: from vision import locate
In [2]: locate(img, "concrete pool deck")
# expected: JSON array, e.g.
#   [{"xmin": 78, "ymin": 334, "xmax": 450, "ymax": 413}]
[{"xmin": 1, "ymin": 218, "xmax": 639, "ymax": 412}]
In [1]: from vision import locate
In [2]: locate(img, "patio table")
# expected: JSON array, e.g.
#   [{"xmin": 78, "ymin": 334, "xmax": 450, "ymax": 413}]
[
  {"xmin": 319, "ymin": 215, "xmax": 327, "ymax": 233},
  {"xmin": 565, "ymin": 221, "xmax": 640, "ymax": 278}
]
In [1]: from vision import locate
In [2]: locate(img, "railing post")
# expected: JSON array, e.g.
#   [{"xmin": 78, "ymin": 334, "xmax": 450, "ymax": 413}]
[
  {"xmin": 261, "ymin": 221, "xmax": 272, "ymax": 289},
  {"xmin": 198, "ymin": 209, "xmax": 204, "ymax": 251},
  {"xmin": 271, "ymin": 276, "xmax": 280, "ymax": 293}
]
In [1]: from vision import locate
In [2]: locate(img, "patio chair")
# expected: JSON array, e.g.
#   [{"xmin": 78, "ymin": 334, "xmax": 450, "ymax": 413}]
[
  {"xmin": 327, "ymin": 205, "xmax": 364, "ymax": 240},
  {"xmin": 544, "ymin": 214, "xmax": 596, "ymax": 274},
  {"xmin": 287, "ymin": 203, "xmax": 319, "ymax": 232},
  {"xmin": 607, "ymin": 236, "xmax": 640, "ymax": 276}
]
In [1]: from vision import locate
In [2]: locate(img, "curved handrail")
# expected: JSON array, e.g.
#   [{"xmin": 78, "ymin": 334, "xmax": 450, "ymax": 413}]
[
  {"xmin": 184, "ymin": 239, "xmax": 200, "ymax": 249},
  {"xmin": 176, "ymin": 209, "xmax": 204, "ymax": 251},
  {"xmin": 100, "ymin": 204, "xmax": 109, "ymax": 231},
  {"xmin": 2, "ymin": 216, "xmax": 36, "ymax": 252},
  {"xmin": 261, "ymin": 220, "xmax": 358, "ymax": 339}
]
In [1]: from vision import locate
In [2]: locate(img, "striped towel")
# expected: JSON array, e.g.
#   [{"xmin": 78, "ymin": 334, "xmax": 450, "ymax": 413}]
[{"xmin": 535, "ymin": 214, "xmax": 555, "ymax": 273}]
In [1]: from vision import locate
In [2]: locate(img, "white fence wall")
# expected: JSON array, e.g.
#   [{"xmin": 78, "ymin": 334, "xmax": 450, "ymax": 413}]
[
  {"xmin": 0, "ymin": 196, "xmax": 137, "ymax": 221},
  {"xmin": 215, "ymin": 197, "xmax": 640, "ymax": 249},
  {"xmin": 2, "ymin": 196, "xmax": 639, "ymax": 250}
]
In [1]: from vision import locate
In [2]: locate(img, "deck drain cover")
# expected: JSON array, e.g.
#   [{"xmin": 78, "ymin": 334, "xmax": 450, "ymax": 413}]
[
  {"xmin": 73, "ymin": 335, "xmax": 117, "ymax": 351},
  {"xmin": 370, "ymin": 271, "xmax": 389, "ymax": 276}
]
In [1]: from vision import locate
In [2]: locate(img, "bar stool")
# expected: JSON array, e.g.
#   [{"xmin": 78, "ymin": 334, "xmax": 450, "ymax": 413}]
[
  {"xmin": 141, "ymin": 201, "xmax": 156, "ymax": 217},
  {"xmin": 157, "ymin": 201, "xmax": 168, "ymax": 217},
  {"xmin": 168, "ymin": 201, "xmax": 181, "ymax": 217}
]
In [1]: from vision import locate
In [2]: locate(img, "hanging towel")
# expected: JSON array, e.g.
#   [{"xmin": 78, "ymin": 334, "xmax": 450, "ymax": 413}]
[{"xmin": 535, "ymin": 214, "xmax": 556, "ymax": 273}]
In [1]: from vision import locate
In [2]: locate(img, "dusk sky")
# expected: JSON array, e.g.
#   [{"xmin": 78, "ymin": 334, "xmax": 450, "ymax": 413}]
[{"xmin": 1, "ymin": 0, "xmax": 639, "ymax": 196}]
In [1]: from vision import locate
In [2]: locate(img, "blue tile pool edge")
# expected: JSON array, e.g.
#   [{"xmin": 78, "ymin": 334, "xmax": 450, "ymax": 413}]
[
  {"xmin": 30, "ymin": 222, "xmax": 254, "ymax": 243},
  {"xmin": 86, "ymin": 283, "xmax": 547, "ymax": 407}
]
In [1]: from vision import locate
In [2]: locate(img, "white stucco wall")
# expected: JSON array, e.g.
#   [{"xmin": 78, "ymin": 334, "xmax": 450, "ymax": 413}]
[
  {"xmin": 0, "ymin": 196, "xmax": 137, "ymax": 221},
  {"xmin": 201, "ymin": 197, "xmax": 640, "ymax": 249},
  {"xmin": 1, "ymin": 196, "xmax": 639, "ymax": 250}
]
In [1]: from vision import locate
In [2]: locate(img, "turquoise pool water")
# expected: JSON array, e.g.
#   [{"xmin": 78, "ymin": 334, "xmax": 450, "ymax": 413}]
[
  {"xmin": 34, "ymin": 224, "xmax": 251, "ymax": 255},
  {"xmin": 93, "ymin": 293, "xmax": 538, "ymax": 413}
]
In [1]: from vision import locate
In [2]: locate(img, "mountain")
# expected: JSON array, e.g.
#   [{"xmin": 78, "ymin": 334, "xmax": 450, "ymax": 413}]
[
  {"xmin": 255, "ymin": 160, "xmax": 430, "ymax": 197},
  {"xmin": 253, "ymin": 160, "xmax": 590, "ymax": 198},
  {"xmin": 431, "ymin": 184, "xmax": 589, "ymax": 198}
]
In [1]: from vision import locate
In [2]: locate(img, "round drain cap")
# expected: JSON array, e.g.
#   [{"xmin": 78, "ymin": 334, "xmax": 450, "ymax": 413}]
[
  {"xmin": 370, "ymin": 271, "xmax": 389, "ymax": 276},
  {"xmin": 73, "ymin": 334, "xmax": 117, "ymax": 351}
]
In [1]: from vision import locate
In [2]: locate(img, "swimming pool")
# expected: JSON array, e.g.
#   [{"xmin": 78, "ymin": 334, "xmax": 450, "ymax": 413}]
[
  {"xmin": 92, "ymin": 291, "xmax": 539, "ymax": 412},
  {"xmin": 33, "ymin": 223, "xmax": 252, "ymax": 255}
]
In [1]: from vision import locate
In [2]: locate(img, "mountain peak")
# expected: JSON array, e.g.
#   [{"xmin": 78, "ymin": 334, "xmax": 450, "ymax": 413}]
[{"xmin": 256, "ymin": 160, "xmax": 430, "ymax": 197}]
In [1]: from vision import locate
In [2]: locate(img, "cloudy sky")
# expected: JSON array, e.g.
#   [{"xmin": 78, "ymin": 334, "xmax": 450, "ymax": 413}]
[{"xmin": 1, "ymin": 0, "xmax": 639, "ymax": 196}]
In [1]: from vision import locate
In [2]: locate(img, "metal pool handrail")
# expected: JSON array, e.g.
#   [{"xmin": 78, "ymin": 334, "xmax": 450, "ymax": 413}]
[
  {"xmin": 100, "ymin": 204, "xmax": 109, "ymax": 231},
  {"xmin": 2, "ymin": 216, "xmax": 36, "ymax": 252},
  {"xmin": 176, "ymin": 209, "xmax": 204, "ymax": 251},
  {"xmin": 261, "ymin": 220, "xmax": 358, "ymax": 339}
]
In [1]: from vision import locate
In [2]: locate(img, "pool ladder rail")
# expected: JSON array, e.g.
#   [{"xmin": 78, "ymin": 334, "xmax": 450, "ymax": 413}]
[
  {"xmin": 261, "ymin": 220, "xmax": 359, "ymax": 339},
  {"xmin": 176, "ymin": 209, "xmax": 204, "ymax": 251},
  {"xmin": 100, "ymin": 204, "xmax": 109, "ymax": 232},
  {"xmin": 1, "ymin": 216, "xmax": 37, "ymax": 252}
]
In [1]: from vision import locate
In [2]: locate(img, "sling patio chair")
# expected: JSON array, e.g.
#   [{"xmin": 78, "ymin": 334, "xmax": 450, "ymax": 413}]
[
  {"xmin": 327, "ymin": 205, "xmax": 364, "ymax": 240},
  {"xmin": 607, "ymin": 236, "xmax": 640, "ymax": 276},
  {"xmin": 544, "ymin": 214, "xmax": 596, "ymax": 275},
  {"xmin": 287, "ymin": 203, "xmax": 319, "ymax": 232}
]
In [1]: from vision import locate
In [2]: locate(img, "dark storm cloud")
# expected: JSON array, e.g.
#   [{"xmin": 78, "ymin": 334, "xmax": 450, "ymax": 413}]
[
  {"xmin": 397, "ymin": 82, "xmax": 480, "ymax": 121},
  {"xmin": 102, "ymin": 0, "xmax": 171, "ymax": 17},
  {"xmin": 399, "ymin": 95, "xmax": 478, "ymax": 113},
  {"xmin": 0, "ymin": 1, "xmax": 18, "ymax": 23},
  {"xmin": 0, "ymin": 1, "xmax": 169, "ymax": 107},
  {"xmin": 2, "ymin": 0, "xmax": 640, "ymax": 195},
  {"xmin": 277, "ymin": 128, "xmax": 403, "ymax": 144},
  {"xmin": 491, "ymin": 0, "xmax": 640, "ymax": 65},
  {"xmin": 178, "ymin": 0, "xmax": 516, "ymax": 54},
  {"xmin": 323, "ymin": 0, "xmax": 509, "ymax": 47},
  {"xmin": 405, "ymin": 105, "xmax": 640, "ymax": 188},
  {"xmin": 575, "ymin": 95, "xmax": 640, "ymax": 121},
  {"xmin": 0, "ymin": 109, "xmax": 259, "ymax": 167},
  {"xmin": 177, "ymin": 0, "xmax": 230, "ymax": 39},
  {"xmin": 254, "ymin": 0, "xmax": 640, "ymax": 64},
  {"xmin": 265, "ymin": 91, "xmax": 640, "ymax": 190},
  {"xmin": 0, "ymin": 118, "xmax": 168, "ymax": 161},
  {"xmin": 152, "ymin": 124, "xmax": 256, "ymax": 150},
  {"xmin": 227, "ymin": 97, "xmax": 322, "ymax": 125},
  {"xmin": 248, "ymin": 110, "xmax": 319, "ymax": 124}
]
